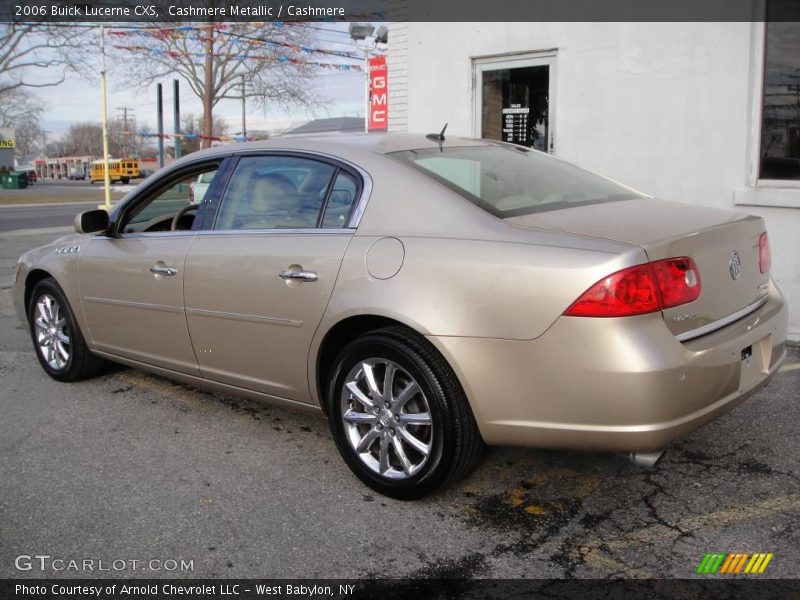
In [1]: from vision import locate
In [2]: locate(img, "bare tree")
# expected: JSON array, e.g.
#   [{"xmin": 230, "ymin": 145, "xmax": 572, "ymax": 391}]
[
  {"xmin": 179, "ymin": 113, "xmax": 228, "ymax": 155},
  {"xmin": 58, "ymin": 122, "xmax": 124, "ymax": 157},
  {"xmin": 0, "ymin": 23, "xmax": 91, "ymax": 154},
  {"xmin": 107, "ymin": 119, "xmax": 160, "ymax": 158},
  {"xmin": 113, "ymin": 19, "xmax": 328, "ymax": 147},
  {"xmin": 44, "ymin": 139, "xmax": 66, "ymax": 158},
  {"xmin": 128, "ymin": 122, "xmax": 158, "ymax": 158},
  {"xmin": 13, "ymin": 117, "xmax": 45, "ymax": 157},
  {"xmin": 0, "ymin": 88, "xmax": 45, "ymax": 127},
  {"xmin": 0, "ymin": 24, "xmax": 91, "ymax": 95}
]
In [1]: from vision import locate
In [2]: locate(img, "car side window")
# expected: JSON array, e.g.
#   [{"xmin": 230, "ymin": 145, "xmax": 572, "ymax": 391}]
[
  {"xmin": 214, "ymin": 156, "xmax": 336, "ymax": 231},
  {"xmin": 321, "ymin": 171, "xmax": 358, "ymax": 229},
  {"xmin": 120, "ymin": 166, "xmax": 220, "ymax": 234}
]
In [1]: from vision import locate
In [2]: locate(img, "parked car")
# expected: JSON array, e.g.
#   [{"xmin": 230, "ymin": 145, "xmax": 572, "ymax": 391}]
[
  {"xmin": 188, "ymin": 170, "xmax": 217, "ymax": 204},
  {"xmin": 12, "ymin": 134, "xmax": 788, "ymax": 498},
  {"xmin": 68, "ymin": 169, "xmax": 85, "ymax": 181},
  {"xmin": 24, "ymin": 169, "xmax": 37, "ymax": 184}
]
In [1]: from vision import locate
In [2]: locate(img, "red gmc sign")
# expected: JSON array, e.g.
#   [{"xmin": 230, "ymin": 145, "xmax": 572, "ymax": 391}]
[{"xmin": 368, "ymin": 56, "xmax": 388, "ymax": 131}]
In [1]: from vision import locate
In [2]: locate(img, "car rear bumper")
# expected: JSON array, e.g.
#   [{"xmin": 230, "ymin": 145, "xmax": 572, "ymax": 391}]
[{"xmin": 429, "ymin": 280, "xmax": 789, "ymax": 452}]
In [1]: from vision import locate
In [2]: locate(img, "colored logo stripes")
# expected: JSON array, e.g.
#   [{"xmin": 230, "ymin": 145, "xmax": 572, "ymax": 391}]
[{"xmin": 697, "ymin": 553, "xmax": 773, "ymax": 574}]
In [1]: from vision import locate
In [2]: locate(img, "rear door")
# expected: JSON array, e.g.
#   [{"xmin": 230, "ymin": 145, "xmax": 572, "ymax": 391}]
[{"xmin": 184, "ymin": 154, "xmax": 361, "ymax": 403}]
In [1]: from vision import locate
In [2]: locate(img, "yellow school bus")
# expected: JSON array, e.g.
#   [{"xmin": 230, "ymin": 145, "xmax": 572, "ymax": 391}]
[{"xmin": 90, "ymin": 158, "xmax": 140, "ymax": 184}]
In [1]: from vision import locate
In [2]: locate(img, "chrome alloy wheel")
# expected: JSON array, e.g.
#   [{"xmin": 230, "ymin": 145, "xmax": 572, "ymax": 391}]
[
  {"xmin": 33, "ymin": 294, "xmax": 70, "ymax": 370},
  {"xmin": 340, "ymin": 359, "xmax": 434, "ymax": 480}
]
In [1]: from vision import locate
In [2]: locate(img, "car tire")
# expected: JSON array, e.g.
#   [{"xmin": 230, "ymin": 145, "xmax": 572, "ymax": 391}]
[
  {"xmin": 121, "ymin": 177, "xmax": 130, "ymax": 184},
  {"xmin": 28, "ymin": 278, "xmax": 105, "ymax": 382},
  {"xmin": 327, "ymin": 326, "xmax": 484, "ymax": 499}
]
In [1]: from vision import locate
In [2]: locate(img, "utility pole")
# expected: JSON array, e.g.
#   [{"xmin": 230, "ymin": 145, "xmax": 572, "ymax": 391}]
[
  {"xmin": 38, "ymin": 129, "xmax": 49, "ymax": 181},
  {"xmin": 364, "ymin": 49, "xmax": 370, "ymax": 133},
  {"xmin": 116, "ymin": 106, "xmax": 135, "ymax": 157},
  {"xmin": 241, "ymin": 73, "xmax": 246, "ymax": 141},
  {"xmin": 156, "ymin": 83, "xmax": 164, "ymax": 169},
  {"xmin": 173, "ymin": 79, "xmax": 181, "ymax": 160},
  {"xmin": 99, "ymin": 25, "xmax": 112, "ymax": 212},
  {"xmin": 348, "ymin": 24, "xmax": 379, "ymax": 134}
]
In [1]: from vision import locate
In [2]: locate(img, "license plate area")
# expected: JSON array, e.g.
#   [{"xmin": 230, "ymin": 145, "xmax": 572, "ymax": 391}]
[{"xmin": 738, "ymin": 334, "xmax": 772, "ymax": 392}]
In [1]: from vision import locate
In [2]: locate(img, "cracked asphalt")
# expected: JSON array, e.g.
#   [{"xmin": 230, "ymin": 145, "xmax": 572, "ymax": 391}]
[{"xmin": 0, "ymin": 228, "xmax": 798, "ymax": 580}]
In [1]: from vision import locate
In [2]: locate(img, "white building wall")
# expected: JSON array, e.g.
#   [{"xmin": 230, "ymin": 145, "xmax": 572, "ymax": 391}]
[
  {"xmin": 390, "ymin": 22, "xmax": 800, "ymax": 339},
  {"xmin": 387, "ymin": 20, "xmax": 408, "ymax": 132}
]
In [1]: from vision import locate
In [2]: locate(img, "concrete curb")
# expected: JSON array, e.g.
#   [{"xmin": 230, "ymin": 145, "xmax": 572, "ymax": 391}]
[{"xmin": 0, "ymin": 201, "xmax": 101, "ymax": 209}]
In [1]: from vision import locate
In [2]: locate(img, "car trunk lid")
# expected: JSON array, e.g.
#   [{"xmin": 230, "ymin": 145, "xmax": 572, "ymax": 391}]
[{"xmin": 507, "ymin": 198, "xmax": 770, "ymax": 338}]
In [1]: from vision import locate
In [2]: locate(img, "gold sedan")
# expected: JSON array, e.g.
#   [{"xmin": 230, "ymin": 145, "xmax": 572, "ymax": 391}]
[{"xmin": 13, "ymin": 134, "xmax": 788, "ymax": 498}]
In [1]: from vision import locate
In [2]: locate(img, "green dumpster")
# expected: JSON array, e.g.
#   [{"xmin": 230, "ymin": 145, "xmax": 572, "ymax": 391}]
[{"xmin": 1, "ymin": 171, "xmax": 28, "ymax": 189}]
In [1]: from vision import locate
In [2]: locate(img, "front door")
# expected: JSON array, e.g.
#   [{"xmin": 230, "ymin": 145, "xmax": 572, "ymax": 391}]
[
  {"xmin": 79, "ymin": 162, "xmax": 225, "ymax": 374},
  {"xmin": 184, "ymin": 154, "xmax": 361, "ymax": 403},
  {"xmin": 80, "ymin": 234, "xmax": 198, "ymax": 373}
]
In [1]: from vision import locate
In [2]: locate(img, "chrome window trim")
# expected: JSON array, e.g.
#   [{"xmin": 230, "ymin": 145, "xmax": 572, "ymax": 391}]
[
  {"xmin": 344, "ymin": 163, "xmax": 372, "ymax": 228},
  {"xmin": 194, "ymin": 228, "xmax": 353, "ymax": 236},
  {"xmin": 93, "ymin": 231, "xmax": 198, "ymax": 240},
  {"xmin": 96, "ymin": 229, "xmax": 354, "ymax": 241},
  {"xmin": 675, "ymin": 295, "xmax": 769, "ymax": 342}
]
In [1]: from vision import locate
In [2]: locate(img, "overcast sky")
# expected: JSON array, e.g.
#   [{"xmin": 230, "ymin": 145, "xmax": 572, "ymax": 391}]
[{"xmin": 27, "ymin": 22, "xmax": 380, "ymax": 143}]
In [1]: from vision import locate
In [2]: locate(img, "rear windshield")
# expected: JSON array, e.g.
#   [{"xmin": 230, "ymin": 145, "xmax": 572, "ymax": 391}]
[{"xmin": 387, "ymin": 144, "xmax": 643, "ymax": 218}]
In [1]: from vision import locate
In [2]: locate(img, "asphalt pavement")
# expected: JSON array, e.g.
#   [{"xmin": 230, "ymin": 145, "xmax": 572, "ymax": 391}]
[
  {"xmin": 0, "ymin": 179, "xmax": 135, "ymax": 232},
  {"xmin": 0, "ymin": 228, "xmax": 798, "ymax": 580},
  {"xmin": 0, "ymin": 202, "xmax": 97, "ymax": 233}
]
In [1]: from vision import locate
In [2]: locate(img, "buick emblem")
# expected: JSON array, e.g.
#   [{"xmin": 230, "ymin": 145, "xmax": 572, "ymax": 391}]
[{"xmin": 729, "ymin": 251, "xmax": 742, "ymax": 280}]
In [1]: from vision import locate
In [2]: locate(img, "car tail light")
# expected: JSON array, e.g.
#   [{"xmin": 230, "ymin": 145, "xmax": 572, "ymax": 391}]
[
  {"xmin": 652, "ymin": 257, "xmax": 701, "ymax": 309},
  {"xmin": 564, "ymin": 257, "xmax": 701, "ymax": 318},
  {"xmin": 759, "ymin": 232, "xmax": 771, "ymax": 274}
]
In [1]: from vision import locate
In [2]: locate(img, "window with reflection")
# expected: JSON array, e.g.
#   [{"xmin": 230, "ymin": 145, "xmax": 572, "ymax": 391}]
[
  {"xmin": 121, "ymin": 166, "xmax": 219, "ymax": 233},
  {"xmin": 760, "ymin": 1, "xmax": 800, "ymax": 180},
  {"xmin": 214, "ymin": 156, "xmax": 362, "ymax": 230}
]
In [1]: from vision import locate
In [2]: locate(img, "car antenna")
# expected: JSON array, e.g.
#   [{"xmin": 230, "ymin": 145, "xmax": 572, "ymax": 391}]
[{"xmin": 426, "ymin": 123, "xmax": 448, "ymax": 142}]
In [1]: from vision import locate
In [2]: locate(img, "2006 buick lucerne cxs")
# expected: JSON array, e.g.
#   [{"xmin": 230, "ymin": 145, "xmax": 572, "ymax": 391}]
[{"xmin": 13, "ymin": 133, "xmax": 788, "ymax": 499}]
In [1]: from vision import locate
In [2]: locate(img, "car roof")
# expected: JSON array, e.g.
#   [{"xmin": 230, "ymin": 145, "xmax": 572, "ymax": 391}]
[{"xmin": 177, "ymin": 133, "xmax": 494, "ymax": 166}]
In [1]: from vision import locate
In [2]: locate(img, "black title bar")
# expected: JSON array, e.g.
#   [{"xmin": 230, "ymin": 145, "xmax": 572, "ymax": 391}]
[
  {"xmin": 4, "ymin": 579, "xmax": 800, "ymax": 600},
  {"xmin": 1, "ymin": 0, "xmax": 800, "ymax": 23}
]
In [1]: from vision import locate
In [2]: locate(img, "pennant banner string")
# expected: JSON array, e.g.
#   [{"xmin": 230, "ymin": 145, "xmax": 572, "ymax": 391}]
[
  {"xmin": 108, "ymin": 25, "xmax": 372, "ymax": 60},
  {"xmin": 112, "ymin": 44, "xmax": 363, "ymax": 71}
]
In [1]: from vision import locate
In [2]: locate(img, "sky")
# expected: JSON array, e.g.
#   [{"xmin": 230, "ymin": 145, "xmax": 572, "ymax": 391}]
[{"xmin": 24, "ymin": 22, "xmax": 382, "ymax": 143}]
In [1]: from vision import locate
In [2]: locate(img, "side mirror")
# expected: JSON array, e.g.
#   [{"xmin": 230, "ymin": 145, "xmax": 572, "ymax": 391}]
[{"xmin": 74, "ymin": 209, "xmax": 110, "ymax": 234}]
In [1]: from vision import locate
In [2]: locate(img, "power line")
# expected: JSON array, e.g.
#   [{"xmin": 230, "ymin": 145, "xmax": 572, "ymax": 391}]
[{"xmin": 216, "ymin": 29, "xmax": 363, "ymax": 60}]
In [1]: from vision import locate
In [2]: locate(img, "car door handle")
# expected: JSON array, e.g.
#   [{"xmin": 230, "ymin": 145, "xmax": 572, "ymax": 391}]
[
  {"xmin": 150, "ymin": 265, "xmax": 177, "ymax": 276},
  {"xmin": 279, "ymin": 270, "xmax": 319, "ymax": 282}
]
